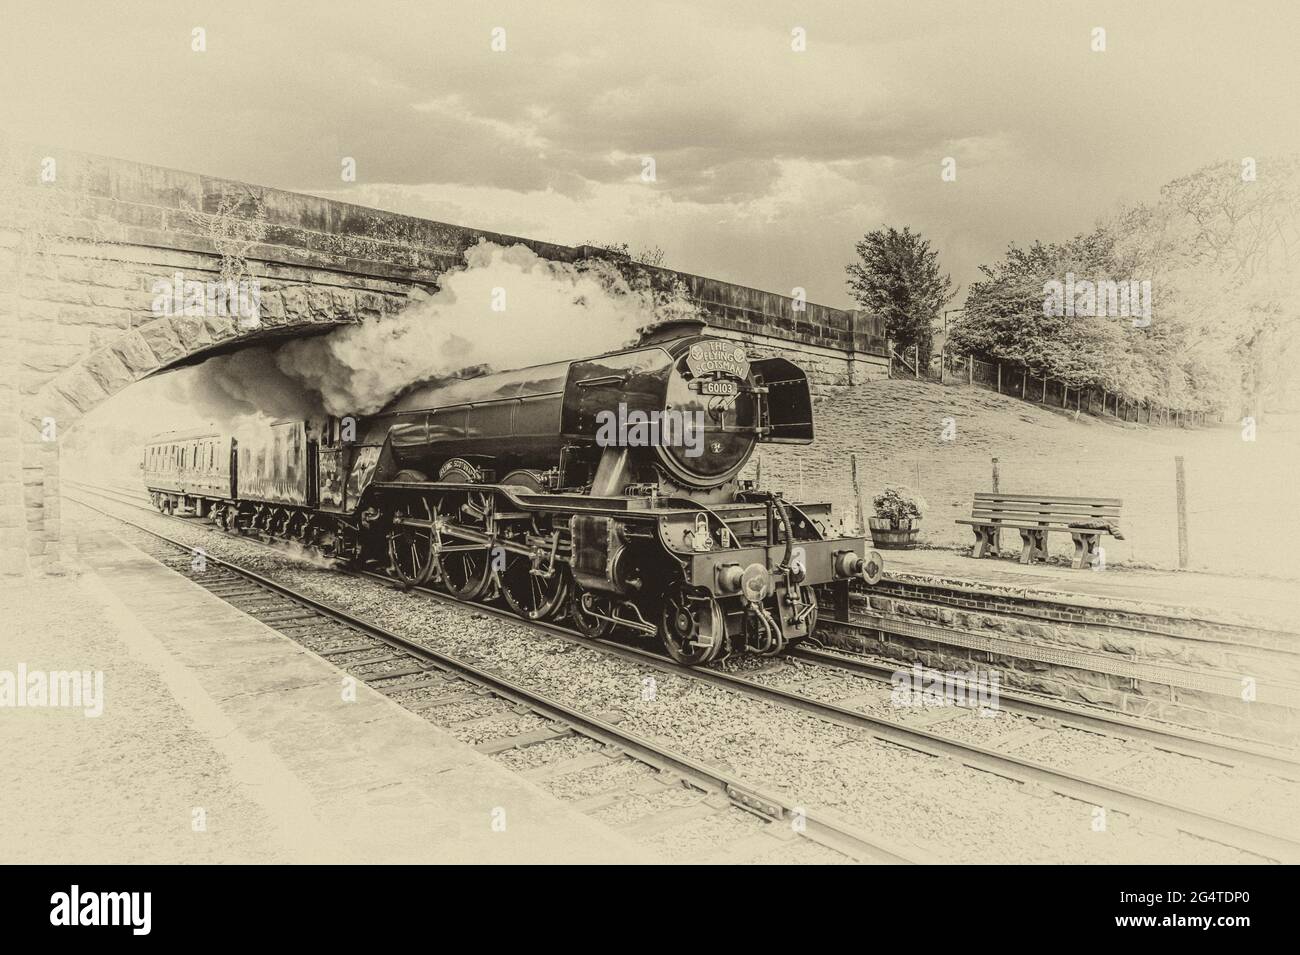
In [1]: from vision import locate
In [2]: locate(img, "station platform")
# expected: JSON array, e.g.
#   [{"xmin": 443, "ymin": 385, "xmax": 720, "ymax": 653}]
[
  {"xmin": 881, "ymin": 546, "xmax": 1300, "ymax": 632},
  {"xmin": 0, "ymin": 529, "xmax": 656, "ymax": 864}
]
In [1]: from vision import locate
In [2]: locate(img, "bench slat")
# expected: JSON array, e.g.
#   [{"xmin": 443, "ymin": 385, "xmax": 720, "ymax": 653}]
[
  {"xmin": 974, "ymin": 492, "xmax": 1123, "ymax": 507},
  {"xmin": 957, "ymin": 519, "xmax": 1115, "ymax": 531},
  {"xmin": 973, "ymin": 504, "xmax": 1121, "ymax": 516},
  {"xmin": 972, "ymin": 511, "xmax": 1120, "ymax": 522}
]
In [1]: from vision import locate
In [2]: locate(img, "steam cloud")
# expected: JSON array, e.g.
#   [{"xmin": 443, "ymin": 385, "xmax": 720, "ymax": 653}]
[{"xmin": 167, "ymin": 241, "xmax": 701, "ymax": 422}]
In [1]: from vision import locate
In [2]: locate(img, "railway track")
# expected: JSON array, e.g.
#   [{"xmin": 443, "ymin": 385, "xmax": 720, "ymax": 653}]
[
  {"xmin": 72, "ymin": 479, "xmax": 1300, "ymax": 767},
  {"xmin": 66, "ymin": 479, "xmax": 1300, "ymax": 863},
  {"xmin": 64, "ymin": 485, "xmax": 920, "ymax": 864},
  {"xmin": 790, "ymin": 642, "xmax": 1300, "ymax": 777}
]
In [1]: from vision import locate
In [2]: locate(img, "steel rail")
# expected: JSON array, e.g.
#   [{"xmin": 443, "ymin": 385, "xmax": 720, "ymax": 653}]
[{"xmin": 65, "ymin": 490, "xmax": 933, "ymax": 865}]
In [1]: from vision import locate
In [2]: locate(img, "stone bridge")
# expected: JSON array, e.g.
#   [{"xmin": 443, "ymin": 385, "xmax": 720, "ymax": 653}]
[{"xmin": 0, "ymin": 136, "xmax": 888, "ymax": 574}]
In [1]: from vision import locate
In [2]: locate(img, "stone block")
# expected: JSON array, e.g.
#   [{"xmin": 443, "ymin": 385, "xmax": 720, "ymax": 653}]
[
  {"xmin": 203, "ymin": 313, "xmax": 238, "ymax": 342},
  {"xmin": 278, "ymin": 285, "xmax": 310, "ymax": 323},
  {"xmin": 167, "ymin": 312, "xmax": 213, "ymax": 350},
  {"xmin": 82, "ymin": 347, "xmax": 135, "ymax": 394},
  {"xmin": 19, "ymin": 342, "xmax": 82, "ymax": 375},
  {"xmin": 86, "ymin": 284, "xmax": 144, "ymax": 311},
  {"xmin": 257, "ymin": 289, "xmax": 286, "ymax": 322},
  {"xmin": 110, "ymin": 329, "xmax": 162, "ymax": 375},
  {"xmin": 307, "ymin": 285, "xmax": 336, "ymax": 320},
  {"xmin": 135, "ymin": 316, "xmax": 187, "ymax": 365},
  {"xmin": 52, "ymin": 367, "xmax": 108, "ymax": 412}
]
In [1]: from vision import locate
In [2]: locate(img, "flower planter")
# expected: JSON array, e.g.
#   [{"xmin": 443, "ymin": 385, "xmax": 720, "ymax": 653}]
[{"xmin": 868, "ymin": 517, "xmax": 920, "ymax": 549}]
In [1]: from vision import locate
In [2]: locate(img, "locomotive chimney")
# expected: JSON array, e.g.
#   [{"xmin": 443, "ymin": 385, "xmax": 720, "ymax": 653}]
[{"xmin": 637, "ymin": 318, "xmax": 710, "ymax": 345}]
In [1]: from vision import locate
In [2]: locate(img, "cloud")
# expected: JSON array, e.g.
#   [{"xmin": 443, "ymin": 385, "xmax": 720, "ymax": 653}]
[{"xmin": 2, "ymin": 0, "xmax": 1298, "ymax": 302}]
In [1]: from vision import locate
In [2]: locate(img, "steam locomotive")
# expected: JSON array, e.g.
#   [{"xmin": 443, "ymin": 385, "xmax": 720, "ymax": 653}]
[{"xmin": 143, "ymin": 319, "xmax": 883, "ymax": 664}]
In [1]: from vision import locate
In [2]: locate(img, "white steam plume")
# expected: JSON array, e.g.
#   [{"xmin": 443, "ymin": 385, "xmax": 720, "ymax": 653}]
[{"xmin": 169, "ymin": 241, "xmax": 702, "ymax": 422}]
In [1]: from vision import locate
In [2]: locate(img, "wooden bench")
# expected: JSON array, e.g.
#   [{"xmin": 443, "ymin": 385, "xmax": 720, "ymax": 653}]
[{"xmin": 956, "ymin": 492, "xmax": 1123, "ymax": 569}]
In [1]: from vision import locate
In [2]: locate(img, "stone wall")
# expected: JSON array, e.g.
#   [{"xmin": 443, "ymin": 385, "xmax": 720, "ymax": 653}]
[{"xmin": 821, "ymin": 581, "xmax": 1300, "ymax": 748}]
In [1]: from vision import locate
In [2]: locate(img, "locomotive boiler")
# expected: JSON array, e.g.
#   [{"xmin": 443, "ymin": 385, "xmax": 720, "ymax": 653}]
[{"xmin": 144, "ymin": 319, "xmax": 883, "ymax": 664}]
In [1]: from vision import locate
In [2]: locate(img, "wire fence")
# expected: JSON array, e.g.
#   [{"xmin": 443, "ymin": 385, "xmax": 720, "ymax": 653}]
[
  {"xmin": 745, "ymin": 443, "xmax": 1295, "ymax": 577},
  {"xmin": 889, "ymin": 346, "xmax": 1222, "ymax": 428}
]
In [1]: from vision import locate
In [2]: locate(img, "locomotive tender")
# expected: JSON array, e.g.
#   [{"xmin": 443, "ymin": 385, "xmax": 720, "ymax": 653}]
[{"xmin": 143, "ymin": 320, "xmax": 883, "ymax": 664}]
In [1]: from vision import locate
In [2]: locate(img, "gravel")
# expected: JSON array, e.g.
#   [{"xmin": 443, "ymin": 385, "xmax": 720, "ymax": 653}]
[
  {"xmin": 431, "ymin": 698, "xmax": 510, "ymax": 722},
  {"xmin": 542, "ymin": 758, "xmax": 658, "ymax": 802},
  {"xmin": 638, "ymin": 810, "xmax": 764, "ymax": 860},
  {"xmin": 589, "ymin": 783, "xmax": 706, "ymax": 827},
  {"xmin": 447, "ymin": 713, "xmax": 550, "ymax": 746},
  {"xmin": 1109, "ymin": 753, "xmax": 1300, "ymax": 837},
  {"xmin": 744, "ymin": 837, "xmax": 854, "ymax": 865},
  {"xmin": 493, "ymin": 735, "xmax": 602, "ymax": 771},
  {"xmin": 385, "ymin": 683, "xmax": 478, "ymax": 706},
  {"xmin": 1009, "ymin": 726, "xmax": 1132, "ymax": 769}
]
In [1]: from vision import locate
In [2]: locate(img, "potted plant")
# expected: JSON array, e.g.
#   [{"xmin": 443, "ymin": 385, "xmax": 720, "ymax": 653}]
[{"xmin": 869, "ymin": 485, "xmax": 926, "ymax": 548}]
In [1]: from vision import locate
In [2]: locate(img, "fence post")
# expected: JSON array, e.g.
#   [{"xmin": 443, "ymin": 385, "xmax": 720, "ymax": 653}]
[
  {"xmin": 967, "ymin": 355, "xmax": 973, "ymax": 385},
  {"xmin": 1022, "ymin": 369, "xmax": 1027, "ymax": 397},
  {"xmin": 997, "ymin": 363, "xmax": 1002, "ymax": 393},
  {"xmin": 1040, "ymin": 377, "xmax": 1046, "ymax": 402},
  {"xmin": 991, "ymin": 457, "xmax": 1001, "ymax": 552},
  {"xmin": 850, "ymin": 452, "xmax": 865, "ymax": 536},
  {"xmin": 1175, "ymin": 455, "xmax": 1189, "ymax": 569}
]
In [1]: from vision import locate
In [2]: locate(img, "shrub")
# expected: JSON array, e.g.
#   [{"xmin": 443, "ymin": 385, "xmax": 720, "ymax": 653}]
[{"xmin": 872, "ymin": 485, "xmax": 927, "ymax": 527}]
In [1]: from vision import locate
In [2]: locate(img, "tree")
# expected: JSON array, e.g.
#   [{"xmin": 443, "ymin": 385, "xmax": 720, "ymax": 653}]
[
  {"xmin": 950, "ymin": 230, "xmax": 1145, "ymax": 393},
  {"xmin": 948, "ymin": 157, "xmax": 1300, "ymax": 416},
  {"xmin": 1106, "ymin": 157, "xmax": 1300, "ymax": 417},
  {"xmin": 846, "ymin": 226, "xmax": 953, "ymax": 366}
]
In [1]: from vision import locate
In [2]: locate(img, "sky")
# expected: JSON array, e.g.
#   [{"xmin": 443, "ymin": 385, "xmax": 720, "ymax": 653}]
[{"xmin": 3, "ymin": 0, "xmax": 1298, "ymax": 310}]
